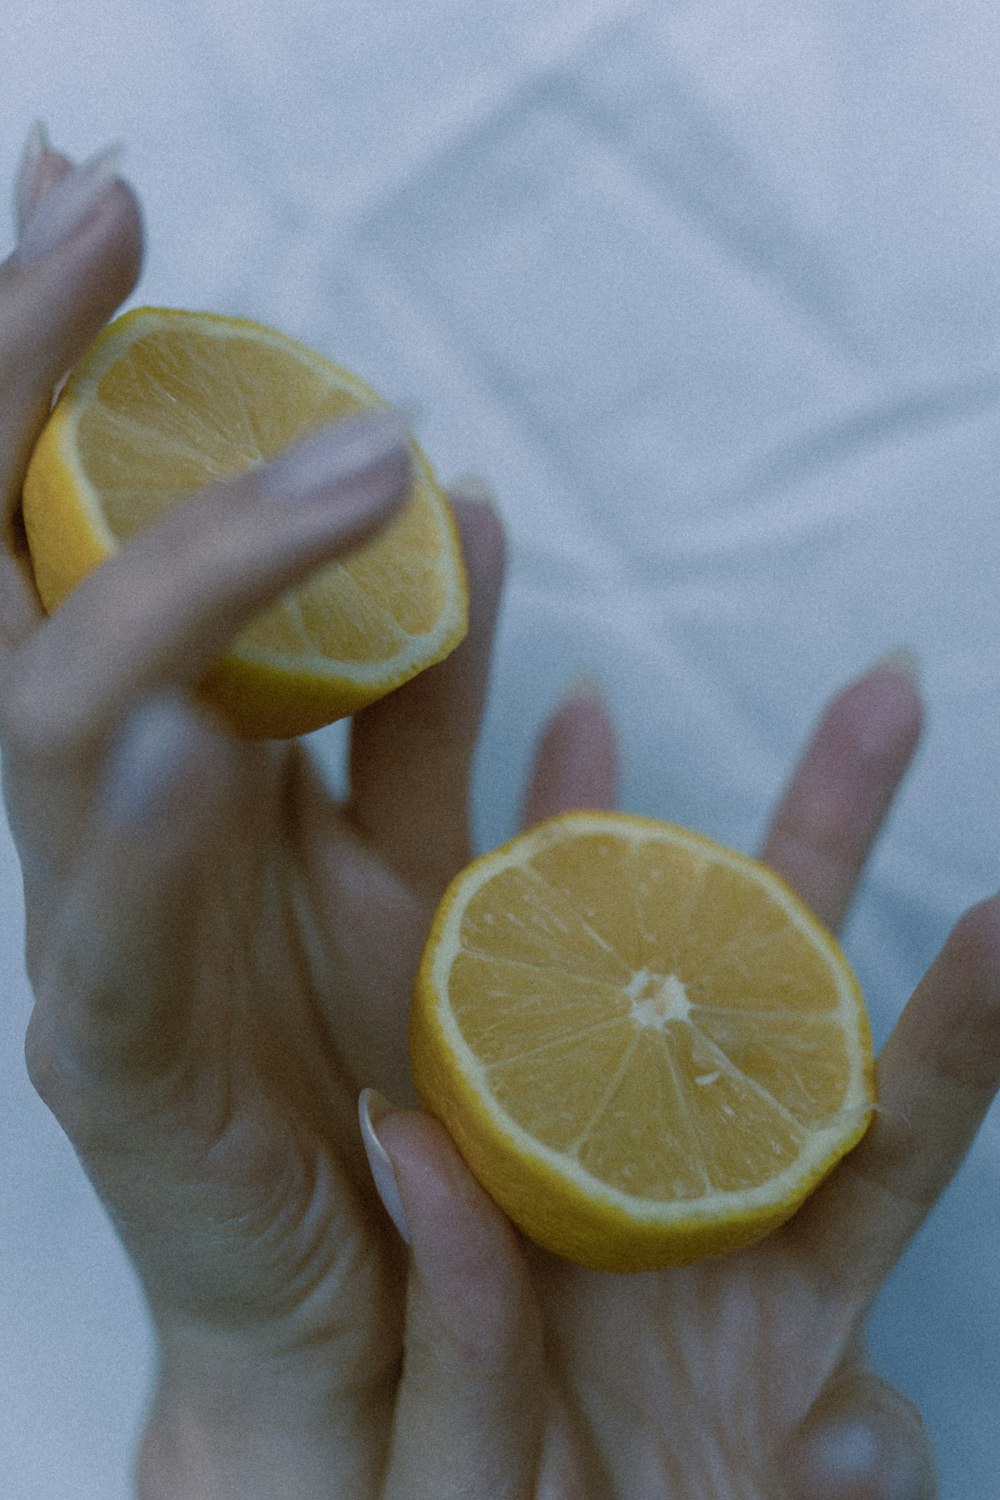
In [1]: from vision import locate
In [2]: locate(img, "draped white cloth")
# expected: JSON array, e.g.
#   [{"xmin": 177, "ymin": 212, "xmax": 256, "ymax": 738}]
[{"xmin": 2, "ymin": 3, "xmax": 999, "ymax": 1493}]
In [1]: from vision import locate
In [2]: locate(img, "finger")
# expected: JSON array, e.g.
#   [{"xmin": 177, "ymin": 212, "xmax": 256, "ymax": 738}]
[
  {"xmin": 361, "ymin": 1096, "xmax": 547, "ymax": 1499},
  {"xmin": 14, "ymin": 123, "xmax": 74, "ymax": 236},
  {"xmin": 27, "ymin": 695, "xmax": 369, "ymax": 1335},
  {"xmin": 2, "ymin": 126, "xmax": 74, "ymax": 645},
  {"xmin": 0, "ymin": 413, "xmax": 413, "ymax": 891},
  {"xmin": 348, "ymin": 483, "xmax": 506, "ymax": 894},
  {"xmin": 785, "ymin": 890, "xmax": 1000, "ymax": 1313},
  {"xmin": 0, "ymin": 139, "xmax": 144, "ymax": 543},
  {"xmin": 519, "ymin": 677, "xmax": 618, "ymax": 828},
  {"xmin": 778, "ymin": 1370, "xmax": 936, "ymax": 1500},
  {"xmin": 24, "ymin": 691, "xmax": 245, "ymax": 1134},
  {"xmin": 761, "ymin": 653, "xmax": 923, "ymax": 933},
  {"xmin": 0, "ymin": 137, "xmax": 143, "ymax": 632}
]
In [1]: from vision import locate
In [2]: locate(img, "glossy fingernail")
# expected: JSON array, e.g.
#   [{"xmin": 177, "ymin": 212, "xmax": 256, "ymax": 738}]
[
  {"xmin": 14, "ymin": 119, "xmax": 50, "ymax": 235},
  {"xmin": 261, "ymin": 410, "xmax": 411, "ymax": 511},
  {"xmin": 15, "ymin": 139, "xmax": 125, "ymax": 267},
  {"xmin": 359, "ymin": 1087, "xmax": 411, "ymax": 1243},
  {"xmin": 101, "ymin": 693, "xmax": 203, "ymax": 830}
]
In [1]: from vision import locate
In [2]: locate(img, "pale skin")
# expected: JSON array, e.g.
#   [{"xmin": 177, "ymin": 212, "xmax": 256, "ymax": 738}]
[{"xmin": 3, "ymin": 138, "xmax": 999, "ymax": 1500}]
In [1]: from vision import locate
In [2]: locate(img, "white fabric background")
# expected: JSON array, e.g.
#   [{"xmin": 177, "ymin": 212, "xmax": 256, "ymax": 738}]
[{"xmin": 2, "ymin": 2, "xmax": 999, "ymax": 1494}]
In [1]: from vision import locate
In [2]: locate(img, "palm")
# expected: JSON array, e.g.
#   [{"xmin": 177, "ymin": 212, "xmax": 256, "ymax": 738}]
[
  {"xmin": 97, "ymin": 730, "xmax": 442, "ymax": 1347},
  {"xmin": 534, "ymin": 1241, "xmax": 858, "ymax": 1494},
  {"xmin": 239, "ymin": 743, "xmax": 852, "ymax": 1497}
]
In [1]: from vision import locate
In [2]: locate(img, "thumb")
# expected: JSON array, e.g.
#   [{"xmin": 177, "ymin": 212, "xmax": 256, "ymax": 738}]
[
  {"xmin": 779, "ymin": 1369, "xmax": 937, "ymax": 1500},
  {"xmin": 360, "ymin": 1092, "xmax": 546, "ymax": 1499}
]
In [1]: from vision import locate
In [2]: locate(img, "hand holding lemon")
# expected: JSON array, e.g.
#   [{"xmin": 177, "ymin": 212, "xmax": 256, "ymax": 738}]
[
  {"xmin": 22, "ymin": 305, "xmax": 469, "ymax": 739},
  {"xmin": 20, "ymin": 301, "xmax": 877, "ymax": 1274},
  {"xmin": 4, "ymin": 126, "xmax": 992, "ymax": 1498}
]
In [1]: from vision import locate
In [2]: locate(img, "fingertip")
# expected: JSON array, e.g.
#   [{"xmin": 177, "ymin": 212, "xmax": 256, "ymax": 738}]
[
  {"xmin": 843, "ymin": 651, "xmax": 925, "ymax": 759},
  {"xmin": 447, "ymin": 472, "xmax": 499, "ymax": 510},
  {"xmin": 14, "ymin": 131, "xmax": 74, "ymax": 237},
  {"xmin": 521, "ymin": 674, "xmax": 619, "ymax": 827},
  {"xmin": 564, "ymin": 672, "xmax": 611, "ymax": 713},
  {"xmin": 779, "ymin": 1372, "xmax": 937, "ymax": 1500},
  {"xmin": 866, "ymin": 647, "xmax": 921, "ymax": 692},
  {"xmin": 448, "ymin": 482, "xmax": 507, "ymax": 610},
  {"xmin": 95, "ymin": 174, "xmax": 146, "ymax": 275},
  {"xmin": 944, "ymin": 885, "xmax": 1000, "ymax": 970},
  {"xmin": 915, "ymin": 889, "xmax": 1000, "ymax": 1092},
  {"xmin": 1, "ymin": 171, "xmax": 145, "ymax": 392}
]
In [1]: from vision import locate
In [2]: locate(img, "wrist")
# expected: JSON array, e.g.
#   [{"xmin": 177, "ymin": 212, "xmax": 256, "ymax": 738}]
[
  {"xmin": 136, "ymin": 1329, "xmax": 392, "ymax": 1499},
  {"xmin": 137, "ymin": 1403, "xmax": 337, "ymax": 1500}
]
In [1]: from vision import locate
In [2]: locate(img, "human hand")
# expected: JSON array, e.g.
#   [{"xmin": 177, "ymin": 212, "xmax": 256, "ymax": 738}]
[
  {"xmin": 1, "ymin": 130, "xmax": 503, "ymax": 1494},
  {"xmin": 6, "ymin": 133, "xmax": 996, "ymax": 1500},
  {"xmin": 363, "ymin": 648, "xmax": 999, "ymax": 1500}
]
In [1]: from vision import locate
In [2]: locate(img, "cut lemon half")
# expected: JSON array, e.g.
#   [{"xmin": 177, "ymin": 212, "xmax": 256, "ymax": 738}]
[
  {"xmin": 411, "ymin": 811, "xmax": 875, "ymax": 1272},
  {"xmin": 22, "ymin": 307, "xmax": 468, "ymax": 739}
]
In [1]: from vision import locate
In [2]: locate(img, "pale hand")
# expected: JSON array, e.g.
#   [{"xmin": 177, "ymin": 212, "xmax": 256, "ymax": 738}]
[{"xmin": 5, "ymin": 136, "xmax": 997, "ymax": 1500}]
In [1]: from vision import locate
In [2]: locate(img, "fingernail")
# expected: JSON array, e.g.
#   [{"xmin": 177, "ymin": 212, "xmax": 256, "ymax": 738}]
[
  {"xmin": 565, "ymin": 671, "xmax": 608, "ymax": 708},
  {"xmin": 14, "ymin": 119, "xmax": 50, "ymax": 235},
  {"xmin": 449, "ymin": 472, "xmax": 497, "ymax": 507},
  {"xmin": 359, "ymin": 1087, "xmax": 411, "ymax": 1244},
  {"xmin": 260, "ymin": 410, "xmax": 412, "ymax": 512},
  {"xmin": 101, "ymin": 693, "xmax": 203, "ymax": 830},
  {"xmin": 15, "ymin": 139, "xmax": 125, "ymax": 267},
  {"xmin": 868, "ymin": 647, "xmax": 921, "ymax": 688}
]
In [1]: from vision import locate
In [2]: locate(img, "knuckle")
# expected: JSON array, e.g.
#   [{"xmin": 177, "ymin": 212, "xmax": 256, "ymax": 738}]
[
  {"xmin": 23, "ymin": 1006, "xmax": 57, "ymax": 1102},
  {"xmin": 24, "ymin": 997, "xmax": 124, "ymax": 1153},
  {"xmin": 22, "ymin": 1004, "xmax": 79, "ymax": 1123}
]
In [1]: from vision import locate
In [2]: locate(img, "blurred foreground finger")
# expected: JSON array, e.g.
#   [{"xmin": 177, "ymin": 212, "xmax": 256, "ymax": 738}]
[
  {"xmin": 762, "ymin": 653, "xmax": 923, "ymax": 934},
  {"xmin": 24, "ymin": 691, "xmax": 240, "ymax": 1134},
  {"xmin": 13, "ymin": 121, "xmax": 73, "ymax": 237},
  {"xmin": 786, "ymin": 891, "xmax": 1000, "ymax": 1312}
]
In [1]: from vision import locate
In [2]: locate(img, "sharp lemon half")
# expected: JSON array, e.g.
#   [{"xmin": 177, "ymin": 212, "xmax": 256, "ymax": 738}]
[
  {"xmin": 411, "ymin": 811, "xmax": 875, "ymax": 1272},
  {"xmin": 22, "ymin": 307, "xmax": 468, "ymax": 739}
]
